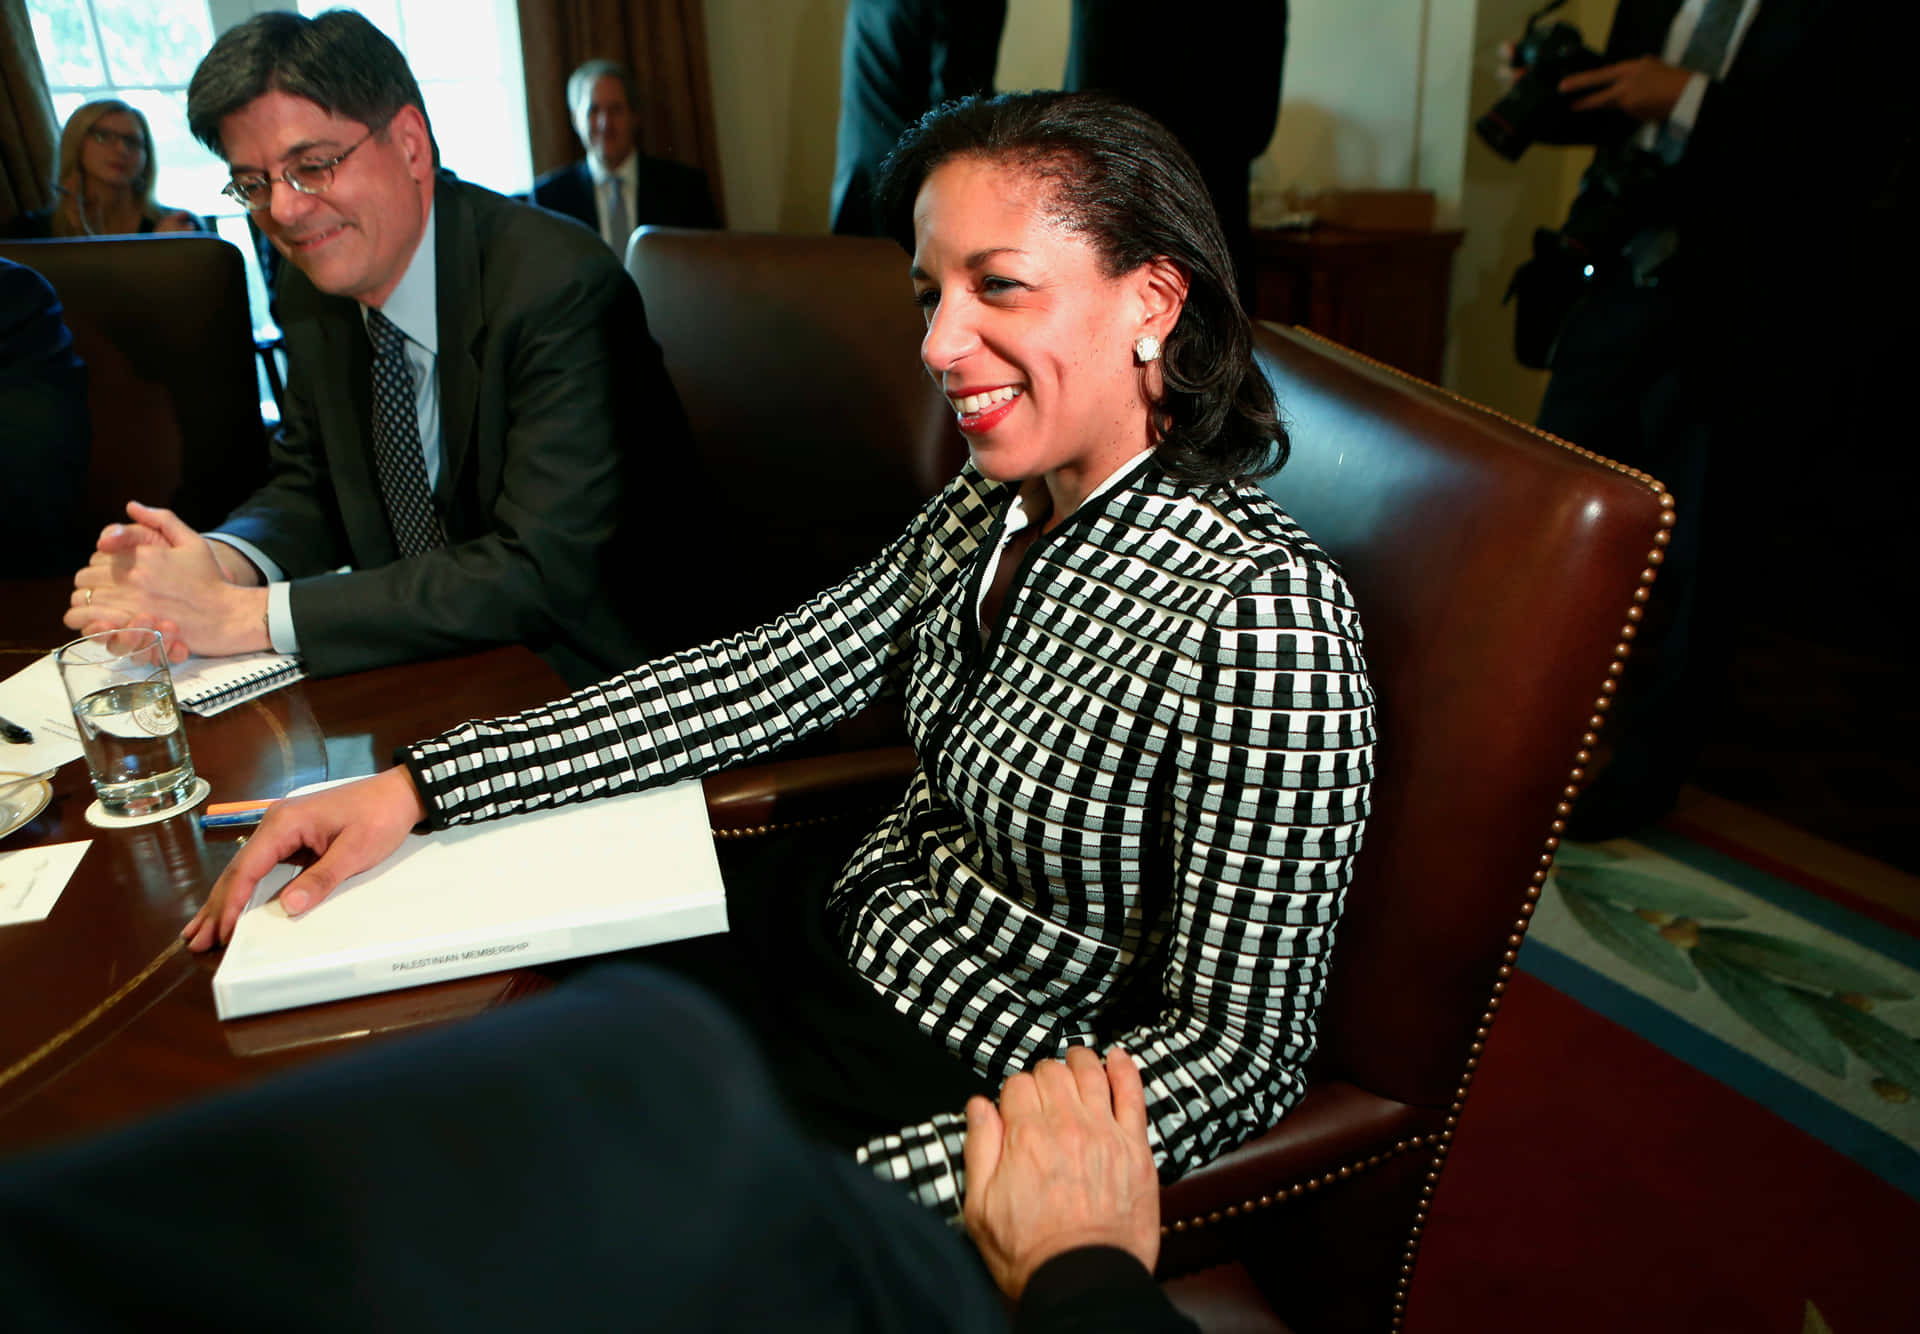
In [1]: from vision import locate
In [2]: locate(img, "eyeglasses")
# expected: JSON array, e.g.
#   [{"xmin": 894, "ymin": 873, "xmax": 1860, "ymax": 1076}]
[
  {"xmin": 220, "ymin": 124, "xmax": 382, "ymax": 212},
  {"xmin": 86, "ymin": 127, "xmax": 145, "ymax": 152}
]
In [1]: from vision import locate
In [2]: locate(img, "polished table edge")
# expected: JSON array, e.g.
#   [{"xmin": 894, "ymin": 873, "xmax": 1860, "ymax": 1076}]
[{"xmin": 0, "ymin": 631, "xmax": 573, "ymax": 1156}]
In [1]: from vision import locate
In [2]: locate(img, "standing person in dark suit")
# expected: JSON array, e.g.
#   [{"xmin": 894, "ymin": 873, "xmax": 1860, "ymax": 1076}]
[
  {"xmin": 828, "ymin": 0, "xmax": 1006, "ymax": 237},
  {"xmin": 0, "ymin": 258, "xmax": 89, "ymax": 576},
  {"xmin": 63, "ymin": 11, "xmax": 687, "ymax": 687},
  {"xmin": 1062, "ymin": 1, "xmax": 1287, "ymax": 308},
  {"xmin": 1504, "ymin": 0, "xmax": 1873, "ymax": 837},
  {"xmin": 529, "ymin": 59, "xmax": 719, "ymax": 256}
]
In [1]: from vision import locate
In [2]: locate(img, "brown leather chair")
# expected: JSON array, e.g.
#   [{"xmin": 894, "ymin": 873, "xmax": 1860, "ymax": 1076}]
[
  {"xmin": 628, "ymin": 229, "xmax": 965, "ymax": 647},
  {"xmin": 632, "ymin": 230, "xmax": 1669, "ymax": 1332},
  {"xmin": 0, "ymin": 236, "xmax": 269, "ymax": 544}
]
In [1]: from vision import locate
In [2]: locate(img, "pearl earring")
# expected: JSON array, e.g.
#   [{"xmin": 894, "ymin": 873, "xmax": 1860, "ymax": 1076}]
[{"xmin": 1134, "ymin": 334, "xmax": 1161, "ymax": 363}]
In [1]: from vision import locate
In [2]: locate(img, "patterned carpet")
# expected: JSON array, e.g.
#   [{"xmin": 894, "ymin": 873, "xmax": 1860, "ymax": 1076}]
[{"xmin": 1405, "ymin": 790, "xmax": 1920, "ymax": 1334}]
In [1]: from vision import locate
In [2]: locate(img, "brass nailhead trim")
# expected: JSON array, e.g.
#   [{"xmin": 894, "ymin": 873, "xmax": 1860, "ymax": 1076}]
[
  {"xmin": 708, "ymin": 808, "xmax": 871, "ymax": 841},
  {"xmin": 1285, "ymin": 327, "xmax": 1672, "ymax": 494},
  {"xmin": 1284, "ymin": 328, "xmax": 1674, "ymax": 1329},
  {"xmin": 1158, "ymin": 1133, "xmax": 1431, "ymax": 1237}
]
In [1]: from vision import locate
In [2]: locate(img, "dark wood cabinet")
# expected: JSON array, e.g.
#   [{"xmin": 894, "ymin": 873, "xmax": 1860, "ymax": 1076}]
[{"xmin": 1250, "ymin": 226, "xmax": 1464, "ymax": 382}]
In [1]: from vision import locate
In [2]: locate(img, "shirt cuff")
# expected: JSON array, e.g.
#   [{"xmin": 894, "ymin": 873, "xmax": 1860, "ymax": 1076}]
[
  {"xmin": 1664, "ymin": 71, "xmax": 1710, "ymax": 141},
  {"xmin": 206, "ymin": 535, "xmax": 300, "ymax": 654},
  {"xmin": 207, "ymin": 532, "xmax": 281, "ymax": 583},
  {"xmin": 263, "ymin": 582, "xmax": 300, "ymax": 656}
]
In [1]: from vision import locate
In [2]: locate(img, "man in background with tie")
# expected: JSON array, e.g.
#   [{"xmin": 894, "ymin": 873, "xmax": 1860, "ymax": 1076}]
[
  {"xmin": 529, "ymin": 60, "xmax": 719, "ymax": 256},
  {"xmin": 1505, "ymin": 0, "xmax": 1867, "ymax": 838},
  {"xmin": 65, "ymin": 10, "xmax": 685, "ymax": 686}
]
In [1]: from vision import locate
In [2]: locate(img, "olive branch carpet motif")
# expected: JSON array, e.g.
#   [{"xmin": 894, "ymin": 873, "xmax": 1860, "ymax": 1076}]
[
  {"xmin": 1405, "ymin": 812, "xmax": 1920, "ymax": 1334},
  {"xmin": 1531, "ymin": 833, "xmax": 1919, "ymax": 1190}
]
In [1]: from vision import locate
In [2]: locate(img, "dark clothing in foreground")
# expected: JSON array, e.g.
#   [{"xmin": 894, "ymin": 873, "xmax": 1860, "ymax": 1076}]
[{"xmin": 0, "ymin": 962, "xmax": 1194, "ymax": 1332}]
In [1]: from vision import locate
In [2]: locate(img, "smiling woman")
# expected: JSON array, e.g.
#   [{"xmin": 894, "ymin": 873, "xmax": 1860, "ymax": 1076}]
[{"xmin": 179, "ymin": 89, "xmax": 1377, "ymax": 1232}]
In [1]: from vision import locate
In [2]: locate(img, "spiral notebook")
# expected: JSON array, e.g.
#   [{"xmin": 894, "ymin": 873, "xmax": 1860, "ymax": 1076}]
[{"xmin": 171, "ymin": 651, "xmax": 307, "ymax": 717}]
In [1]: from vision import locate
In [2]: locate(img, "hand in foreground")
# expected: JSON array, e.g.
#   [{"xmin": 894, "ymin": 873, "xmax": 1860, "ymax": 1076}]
[
  {"xmin": 962, "ymin": 1046, "xmax": 1160, "ymax": 1301},
  {"xmin": 68, "ymin": 502, "xmax": 268, "ymax": 659},
  {"xmin": 184, "ymin": 766, "xmax": 428, "ymax": 952},
  {"xmin": 1559, "ymin": 56, "xmax": 1693, "ymax": 122}
]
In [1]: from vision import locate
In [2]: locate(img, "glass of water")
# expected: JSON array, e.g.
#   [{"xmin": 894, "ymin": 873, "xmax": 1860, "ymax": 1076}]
[{"xmin": 54, "ymin": 630, "xmax": 196, "ymax": 818}]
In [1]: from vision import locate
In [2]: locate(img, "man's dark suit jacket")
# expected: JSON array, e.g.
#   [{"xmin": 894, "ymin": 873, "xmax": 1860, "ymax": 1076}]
[
  {"xmin": 529, "ymin": 156, "xmax": 720, "ymax": 236},
  {"xmin": 216, "ymin": 171, "xmax": 686, "ymax": 683},
  {"xmin": 1537, "ymin": 0, "xmax": 1866, "ymax": 380}
]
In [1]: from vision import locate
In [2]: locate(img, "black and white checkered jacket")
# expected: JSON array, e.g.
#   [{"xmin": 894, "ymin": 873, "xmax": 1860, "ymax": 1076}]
[{"xmin": 402, "ymin": 456, "xmax": 1375, "ymax": 1217}]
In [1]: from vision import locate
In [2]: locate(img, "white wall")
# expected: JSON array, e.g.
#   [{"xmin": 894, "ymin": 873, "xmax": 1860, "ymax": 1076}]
[
  {"xmin": 1255, "ymin": 0, "xmax": 1428, "ymax": 209},
  {"xmin": 702, "ymin": 0, "xmax": 846, "ymax": 234}
]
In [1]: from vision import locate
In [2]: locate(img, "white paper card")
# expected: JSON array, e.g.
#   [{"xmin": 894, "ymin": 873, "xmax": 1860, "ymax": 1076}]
[
  {"xmin": 0, "ymin": 655, "xmax": 85, "ymax": 775},
  {"xmin": 0, "ymin": 840, "xmax": 93, "ymax": 926}
]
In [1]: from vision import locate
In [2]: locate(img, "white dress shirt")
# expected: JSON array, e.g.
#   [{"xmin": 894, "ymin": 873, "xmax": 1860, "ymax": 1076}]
[{"xmin": 1640, "ymin": 0, "xmax": 1763, "ymax": 159}]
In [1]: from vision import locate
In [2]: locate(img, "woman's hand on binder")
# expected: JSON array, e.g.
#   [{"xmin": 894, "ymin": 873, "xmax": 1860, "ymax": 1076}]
[{"xmin": 184, "ymin": 767, "xmax": 428, "ymax": 952}]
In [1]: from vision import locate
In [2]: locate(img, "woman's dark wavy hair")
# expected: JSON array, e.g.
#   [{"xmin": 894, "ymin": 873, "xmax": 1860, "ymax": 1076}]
[{"xmin": 874, "ymin": 92, "xmax": 1285, "ymax": 484}]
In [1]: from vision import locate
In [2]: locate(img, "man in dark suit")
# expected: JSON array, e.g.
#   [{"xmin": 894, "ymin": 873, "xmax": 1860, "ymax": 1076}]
[
  {"xmin": 828, "ymin": 0, "xmax": 1005, "ymax": 237},
  {"xmin": 65, "ymin": 11, "xmax": 682, "ymax": 685},
  {"xmin": 1508, "ymin": 0, "xmax": 1875, "ymax": 836},
  {"xmin": 529, "ymin": 59, "xmax": 718, "ymax": 255},
  {"xmin": 1062, "ymin": 1, "xmax": 1287, "ymax": 309}
]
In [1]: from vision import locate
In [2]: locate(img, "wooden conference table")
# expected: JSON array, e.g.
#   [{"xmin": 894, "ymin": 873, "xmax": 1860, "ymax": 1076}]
[{"xmin": 0, "ymin": 578, "xmax": 571, "ymax": 1158}]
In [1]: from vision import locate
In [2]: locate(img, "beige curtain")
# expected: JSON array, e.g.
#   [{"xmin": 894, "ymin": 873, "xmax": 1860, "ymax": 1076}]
[
  {"xmin": 0, "ymin": 0, "xmax": 57, "ymax": 223},
  {"xmin": 517, "ymin": 0, "xmax": 724, "ymax": 223}
]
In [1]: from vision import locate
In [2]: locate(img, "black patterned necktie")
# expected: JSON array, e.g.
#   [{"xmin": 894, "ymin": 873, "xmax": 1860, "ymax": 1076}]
[{"xmin": 366, "ymin": 307, "xmax": 445, "ymax": 556}]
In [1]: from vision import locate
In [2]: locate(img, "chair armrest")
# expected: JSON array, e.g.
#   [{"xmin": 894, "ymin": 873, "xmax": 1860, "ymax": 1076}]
[{"xmin": 702, "ymin": 746, "xmax": 918, "ymax": 835}]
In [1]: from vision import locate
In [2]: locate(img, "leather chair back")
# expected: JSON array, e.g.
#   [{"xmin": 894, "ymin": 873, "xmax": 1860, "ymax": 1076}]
[
  {"xmin": 627, "ymin": 228, "xmax": 965, "ymax": 643},
  {"xmin": 1261, "ymin": 332, "xmax": 1665, "ymax": 1105},
  {"xmin": 0, "ymin": 236, "xmax": 268, "ymax": 541},
  {"xmin": 1155, "ymin": 329, "xmax": 1667, "ymax": 1329}
]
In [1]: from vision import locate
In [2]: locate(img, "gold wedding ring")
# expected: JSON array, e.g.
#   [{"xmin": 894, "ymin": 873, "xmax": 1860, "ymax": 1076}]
[{"xmin": 84, "ymin": 588, "xmax": 94, "ymax": 606}]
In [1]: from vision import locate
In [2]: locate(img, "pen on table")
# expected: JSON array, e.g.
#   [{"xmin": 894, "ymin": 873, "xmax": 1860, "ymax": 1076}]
[
  {"xmin": 201, "ymin": 798, "xmax": 277, "ymax": 830},
  {"xmin": 0, "ymin": 714, "xmax": 33, "ymax": 745}
]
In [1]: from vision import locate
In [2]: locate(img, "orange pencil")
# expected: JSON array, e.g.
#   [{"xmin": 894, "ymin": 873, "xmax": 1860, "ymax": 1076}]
[{"xmin": 205, "ymin": 798, "xmax": 277, "ymax": 816}]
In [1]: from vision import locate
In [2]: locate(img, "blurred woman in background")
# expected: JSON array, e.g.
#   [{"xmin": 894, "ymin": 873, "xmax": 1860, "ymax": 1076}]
[{"xmin": 3, "ymin": 99, "xmax": 202, "ymax": 238}]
